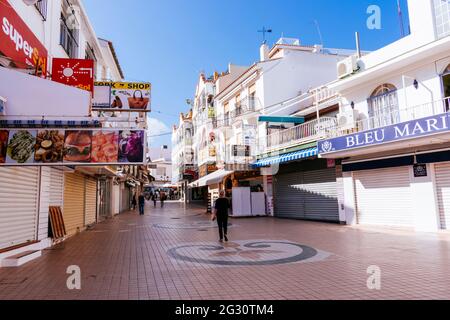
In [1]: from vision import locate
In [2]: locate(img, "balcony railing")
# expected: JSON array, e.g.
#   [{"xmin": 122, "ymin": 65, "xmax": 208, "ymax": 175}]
[
  {"xmin": 328, "ymin": 97, "xmax": 450, "ymax": 138},
  {"xmin": 35, "ymin": 0, "xmax": 48, "ymax": 21},
  {"xmin": 232, "ymin": 98, "xmax": 260, "ymax": 118},
  {"xmin": 259, "ymin": 117, "xmax": 338, "ymax": 154}
]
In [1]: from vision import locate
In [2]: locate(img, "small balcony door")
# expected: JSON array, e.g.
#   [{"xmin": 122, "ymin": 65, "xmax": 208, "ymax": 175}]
[
  {"xmin": 367, "ymin": 84, "xmax": 400, "ymax": 129},
  {"xmin": 442, "ymin": 65, "xmax": 450, "ymax": 111}
]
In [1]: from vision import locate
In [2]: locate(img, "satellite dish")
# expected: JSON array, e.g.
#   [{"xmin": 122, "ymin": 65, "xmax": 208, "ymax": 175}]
[{"xmin": 23, "ymin": 0, "xmax": 39, "ymax": 5}]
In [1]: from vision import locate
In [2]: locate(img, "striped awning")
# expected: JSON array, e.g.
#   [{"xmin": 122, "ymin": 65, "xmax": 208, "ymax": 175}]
[{"xmin": 253, "ymin": 147, "xmax": 318, "ymax": 167}]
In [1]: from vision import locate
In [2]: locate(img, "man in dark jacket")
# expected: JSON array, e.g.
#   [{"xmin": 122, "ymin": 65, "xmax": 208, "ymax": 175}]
[
  {"xmin": 138, "ymin": 193, "xmax": 145, "ymax": 215},
  {"xmin": 213, "ymin": 191, "xmax": 230, "ymax": 242}
]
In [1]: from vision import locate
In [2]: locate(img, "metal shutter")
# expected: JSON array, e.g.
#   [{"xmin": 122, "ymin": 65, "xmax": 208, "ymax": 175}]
[
  {"xmin": 303, "ymin": 169, "xmax": 339, "ymax": 221},
  {"xmin": 49, "ymin": 167, "xmax": 64, "ymax": 207},
  {"xmin": 434, "ymin": 162, "xmax": 450, "ymax": 229},
  {"xmin": 274, "ymin": 168, "xmax": 339, "ymax": 222},
  {"xmin": 354, "ymin": 166, "xmax": 413, "ymax": 227},
  {"xmin": 274, "ymin": 171, "xmax": 305, "ymax": 219},
  {"xmin": 0, "ymin": 167, "xmax": 40, "ymax": 250},
  {"xmin": 63, "ymin": 173, "xmax": 85, "ymax": 236},
  {"xmin": 84, "ymin": 177, "xmax": 97, "ymax": 226}
]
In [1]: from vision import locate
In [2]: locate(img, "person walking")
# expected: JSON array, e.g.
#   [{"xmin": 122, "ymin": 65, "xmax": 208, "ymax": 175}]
[
  {"xmin": 160, "ymin": 191, "xmax": 166, "ymax": 208},
  {"xmin": 138, "ymin": 193, "xmax": 145, "ymax": 215},
  {"xmin": 131, "ymin": 193, "xmax": 137, "ymax": 211},
  {"xmin": 151, "ymin": 192, "xmax": 157, "ymax": 208},
  {"xmin": 213, "ymin": 191, "xmax": 230, "ymax": 242}
]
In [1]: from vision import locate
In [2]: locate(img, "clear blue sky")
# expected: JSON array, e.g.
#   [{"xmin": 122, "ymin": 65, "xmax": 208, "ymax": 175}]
[{"xmin": 84, "ymin": 0, "xmax": 410, "ymax": 147}]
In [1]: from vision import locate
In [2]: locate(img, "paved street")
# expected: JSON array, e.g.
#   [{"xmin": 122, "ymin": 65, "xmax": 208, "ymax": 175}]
[{"xmin": 1, "ymin": 201, "xmax": 450, "ymax": 300}]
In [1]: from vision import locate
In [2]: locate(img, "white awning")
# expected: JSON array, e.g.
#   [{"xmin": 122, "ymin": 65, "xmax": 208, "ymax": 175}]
[{"xmin": 189, "ymin": 169, "xmax": 233, "ymax": 188}]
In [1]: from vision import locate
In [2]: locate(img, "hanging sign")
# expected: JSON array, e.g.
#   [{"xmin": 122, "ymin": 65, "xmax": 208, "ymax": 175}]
[
  {"xmin": 51, "ymin": 58, "xmax": 94, "ymax": 92},
  {"xmin": 92, "ymin": 81, "xmax": 151, "ymax": 112},
  {"xmin": 413, "ymin": 164, "xmax": 428, "ymax": 178}
]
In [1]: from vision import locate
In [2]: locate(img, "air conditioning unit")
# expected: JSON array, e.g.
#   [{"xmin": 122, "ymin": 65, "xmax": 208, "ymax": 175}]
[
  {"xmin": 337, "ymin": 110, "xmax": 358, "ymax": 130},
  {"xmin": 0, "ymin": 96, "xmax": 6, "ymax": 115},
  {"xmin": 337, "ymin": 55, "xmax": 359, "ymax": 79}
]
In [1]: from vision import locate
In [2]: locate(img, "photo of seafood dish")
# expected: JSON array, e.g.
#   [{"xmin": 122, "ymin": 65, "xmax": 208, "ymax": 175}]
[
  {"xmin": 0, "ymin": 130, "xmax": 8, "ymax": 164},
  {"xmin": 34, "ymin": 130, "xmax": 65, "ymax": 163},
  {"xmin": 119, "ymin": 130, "xmax": 144, "ymax": 163},
  {"xmin": 6, "ymin": 130, "xmax": 37, "ymax": 164},
  {"xmin": 63, "ymin": 131, "xmax": 92, "ymax": 163},
  {"xmin": 91, "ymin": 131, "xmax": 119, "ymax": 163}
]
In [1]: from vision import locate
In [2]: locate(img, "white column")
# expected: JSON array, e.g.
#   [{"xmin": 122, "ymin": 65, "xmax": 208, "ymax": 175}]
[
  {"xmin": 409, "ymin": 164, "xmax": 440, "ymax": 231},
  {"xmin": 343, "ymin": 172, "xmax": 356, "ymax": 225}
]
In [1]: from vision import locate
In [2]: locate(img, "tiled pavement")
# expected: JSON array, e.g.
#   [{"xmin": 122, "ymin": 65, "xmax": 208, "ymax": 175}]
[{"xmin": 1, "ymin": 201, "xmax": 450, "ymax": 300}]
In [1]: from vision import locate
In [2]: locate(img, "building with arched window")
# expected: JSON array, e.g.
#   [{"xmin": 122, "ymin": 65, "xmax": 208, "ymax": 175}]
[{"xmin": 317, "ymin": 0, "xmax": 450, "ymax": 232}]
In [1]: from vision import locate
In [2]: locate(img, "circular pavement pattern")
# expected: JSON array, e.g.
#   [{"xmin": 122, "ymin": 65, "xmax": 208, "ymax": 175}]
[
  {"xmin": 167, "ymin": 240, "xmax": 324, "ymax": 266},
  {"xmin": 153, "ymin": 221, "xmax": 233, "ymax": 229}
]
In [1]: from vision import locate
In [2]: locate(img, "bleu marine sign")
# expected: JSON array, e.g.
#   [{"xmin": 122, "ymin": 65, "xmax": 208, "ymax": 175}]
[{"xmin": 318, "ymin": 113, "xmax": 450, "ymax": 154}]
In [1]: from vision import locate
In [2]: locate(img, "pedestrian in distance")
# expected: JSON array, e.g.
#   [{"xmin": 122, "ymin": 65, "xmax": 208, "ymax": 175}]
[
  {"xmin": 160, "ymin": 191, "xmax": 166, "ymax": 208},
  {"xmin": 212, "ymin": 190, "xmax": 230, "ymax": 242},
  {"xmin": 151, "ymin": 192, "xmax": 157, "ymax": 208},
  {"xmin": 131, "ymin": 193, "xmax": 137, "ymax": 211},
  {"xmin": 138, "ymin": 192, "xmax": 145, "ymax": 216}
]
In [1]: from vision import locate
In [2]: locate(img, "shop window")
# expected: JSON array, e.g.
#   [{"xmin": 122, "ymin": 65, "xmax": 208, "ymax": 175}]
[{"xmin": 367, "ymin": 84, "xmax": 399, "ymax": 128}]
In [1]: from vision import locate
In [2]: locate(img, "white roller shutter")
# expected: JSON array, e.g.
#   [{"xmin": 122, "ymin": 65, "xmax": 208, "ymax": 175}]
[
  {"xmin": 434, "ymin": 162, "xmax": 450, "ymax": 229},
  {"xmin": 0, "ymin": 167, "xmax": 40, "ymax": 250},
  {"xmin": 354, "ymin": 166, "xmax": 414, "ymax": 227},
  {"xmin": 84, "ymin": 177, "xmax": 97, "ymax": 226},
  {"xmin": 49, "ymin": 167, "xmax": 64, "ymax": 207}
]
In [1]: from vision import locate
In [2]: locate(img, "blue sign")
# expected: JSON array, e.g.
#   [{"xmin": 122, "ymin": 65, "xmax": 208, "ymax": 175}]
[{"xmin": 318, "ymin": 113, "xmax": 450, "ymax": 154}]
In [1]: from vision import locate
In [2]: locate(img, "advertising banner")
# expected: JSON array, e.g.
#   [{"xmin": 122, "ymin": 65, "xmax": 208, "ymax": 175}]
[
  {"xmin": 51, "ymin": 58, "xmax": 94, "ymax": 92},
  {"xmin": 0, "ymin": 128, "xmax": 145, "ymax": 166},
  {"xmin": 92, "ymin": 81, "xmax": 151, "ymax": 111},
  {"xmin": 0, "ymin": 0, "xmax": 47, "ymax": 74}
]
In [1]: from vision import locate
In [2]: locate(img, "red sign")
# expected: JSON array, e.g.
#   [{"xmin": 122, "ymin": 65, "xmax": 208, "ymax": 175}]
[
  {"xmin": 51, "ymin": 58, "xmax": 95, "ymax": 92},
  {"xmin": 0, "ymin": 0, "xmax": 48, "ymax": 75}
]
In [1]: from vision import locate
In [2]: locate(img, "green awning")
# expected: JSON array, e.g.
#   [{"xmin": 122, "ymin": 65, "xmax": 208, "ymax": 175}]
[{"xmin": 258, "ymin": 116, "xmax": 305, "ymax": 124}]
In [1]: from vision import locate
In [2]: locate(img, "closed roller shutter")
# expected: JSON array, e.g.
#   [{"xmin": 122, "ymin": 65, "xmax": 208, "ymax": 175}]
[
  {"xmin": 434, "ymin": 162, "xmax": 450, "ymax": 229},
  {"xmin": 84, "ymin": 177, "xmax": 97, "ymax": 226},
  {"xmin": 63, "ymin": 173, "xmax": 85, "ymax": 236},
  {"xmin": 274, "ymin": 168, "xmax": 339, "ymax": 222},
  {"xmin": 49, "ymin": 167, "xmax": 64, "ymax": 206},
  {"xmin": 354, "ymin": 167, "xmax": 413, "ymax": 227},
  {"xmin": 0, "ymin": 167, "xmax": 40, "ymax": 250}
]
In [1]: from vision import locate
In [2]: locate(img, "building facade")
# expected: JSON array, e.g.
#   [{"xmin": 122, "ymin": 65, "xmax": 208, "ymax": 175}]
[
  {"xmin": 317, "ymin": 0, "xmax": 450, "ymax": 231},
  {"xmin": 0, "ymin": 0, "xmax": 147, "ymax": 266}
]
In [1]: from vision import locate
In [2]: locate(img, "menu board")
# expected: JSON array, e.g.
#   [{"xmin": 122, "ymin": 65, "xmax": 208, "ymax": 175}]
[{"xmin": 0, "ymin": 129, "xmax": 145, "ymax": 166}]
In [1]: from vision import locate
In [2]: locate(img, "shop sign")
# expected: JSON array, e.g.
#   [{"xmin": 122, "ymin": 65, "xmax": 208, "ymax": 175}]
[
  {"xmin": 0, "ymin": 129, "xmax": 146, "ymax": 166},
  {"xmin": 92, "ymin": 81, "xmax": 151, "ymax": 111},
  {"xmin": 413, "ymin": 164, "xmax": 428, "ymax": 177},
  {"xmin": 319, "ymin": 113, "xmax": 450, "ymax": 155},
  {"xmin": 0, "ymin": 0, "xmax": 47, "ymax": 74},
  {"xmin": 232, "ymin": 145, "xmax": 250, "ymax": 157},
  {"xmin": 51, "ymin": 58, "xmax": 94, "ymax": 92}
]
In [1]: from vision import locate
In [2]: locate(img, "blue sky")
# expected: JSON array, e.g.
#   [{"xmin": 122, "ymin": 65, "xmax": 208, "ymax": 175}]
[{"xmin": 83, "ymin": 0, "xmax": 410, "ymax": 147}]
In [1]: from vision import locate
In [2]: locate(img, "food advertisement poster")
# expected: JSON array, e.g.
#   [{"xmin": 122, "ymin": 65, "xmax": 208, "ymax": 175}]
[
  {"xmin": 0, "ymin": 130, "xmax": 9, "ymax": 164},
  {"xmin": 6, "ymin": 130, "xmax": 37, "ymax": 164},
  {"xmin": 118, "ymin": 130, "xmax": 144, "ymax": 163},
  {"xmin": 92, "ymin": 82, "xmax": 151, "ymax": 111},
  {"xmin": 0, "ymin": 129, "xmax": 145, "ymax": 166}
]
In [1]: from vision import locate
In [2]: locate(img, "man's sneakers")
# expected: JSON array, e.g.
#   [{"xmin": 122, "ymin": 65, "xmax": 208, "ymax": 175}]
[{"xmin": 224, "ymin": 235, "xmax": 228, "ymax": 242}]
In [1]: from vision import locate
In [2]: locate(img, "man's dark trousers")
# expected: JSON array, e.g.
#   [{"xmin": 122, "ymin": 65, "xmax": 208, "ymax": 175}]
[{"xmin": 217, "ymin": 213, "xmax": 228, "ymax": 240}]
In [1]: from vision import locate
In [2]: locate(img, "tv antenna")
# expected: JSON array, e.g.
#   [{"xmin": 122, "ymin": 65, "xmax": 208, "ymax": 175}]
[
  {"xmin": 397, "ymin": 0, "xmax": 405, "ymax": 38},
  {"xmin": 258, "ymin": 26, "xmax": 272, "ymax": 44},
  {"xmin": 313, "ymin": 20, "xmax": 324, "ymax": 48}
]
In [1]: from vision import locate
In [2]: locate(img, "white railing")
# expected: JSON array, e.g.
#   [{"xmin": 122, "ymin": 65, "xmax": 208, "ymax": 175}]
[
  {"xmin": 259, "ymin": 117, "xmax": 338, "ymax": 154},
  {"xmin": 329, "ymin": 97, "xmax": 450, "ymax": 138}
]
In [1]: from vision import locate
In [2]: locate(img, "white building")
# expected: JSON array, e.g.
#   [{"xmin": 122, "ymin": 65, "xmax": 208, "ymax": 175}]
[
  {"xmin": 317, "ymin": 0, "xmax": 450, "ymax": 231},
  {"xmin": 0, "ymin": 0, "xmax": 136, "ymax": 266}
]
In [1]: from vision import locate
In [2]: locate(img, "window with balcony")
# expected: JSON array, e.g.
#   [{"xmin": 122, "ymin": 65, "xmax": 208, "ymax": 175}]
[
  {"xmin": 35, "ymin": 0, "xmax": 48, "ymax": 21},
  {"xmin": 434, "ymin": 0, "xmax": 450, "ymax": 39},
  {"xmin": 60, "ymin": 14, "xmax": 79, "ymax": 58},
  {"xmin": 442, "ymin": 64, "xmax": 450, "ymax": 110},
  {"xmin": 367, "ymin": 84, "xmax": 400, "ymax": 128}
]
